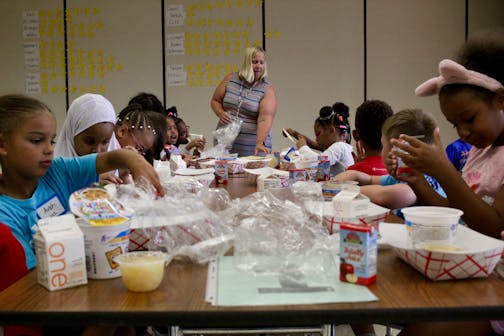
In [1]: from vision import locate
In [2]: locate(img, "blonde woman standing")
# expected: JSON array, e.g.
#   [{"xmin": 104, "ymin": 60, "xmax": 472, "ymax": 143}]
[{"xmin": 211, "ymin": 46, "xmax": 277, "ymax": 156}]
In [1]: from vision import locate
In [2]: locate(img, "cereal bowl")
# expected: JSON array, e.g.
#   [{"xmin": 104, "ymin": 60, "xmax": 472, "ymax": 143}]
[{"xmin": 114, "ymin": 251, "xmax": 168, "ymax": 292}]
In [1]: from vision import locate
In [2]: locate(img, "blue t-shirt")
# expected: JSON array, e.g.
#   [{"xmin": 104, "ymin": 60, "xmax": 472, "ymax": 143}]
[
  {"xmin": 380, "ymin": 174, "xmax": 446, "ymax": 218},
  {"xmin": 0, "ymin": 154, "xmax": 98, "ymax": 269},
  {"xmin": 445, "ymin": 139, "xmax": 472, "ymax": 173}
]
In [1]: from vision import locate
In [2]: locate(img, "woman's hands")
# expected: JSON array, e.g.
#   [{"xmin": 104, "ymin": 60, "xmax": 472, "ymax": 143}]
[{"xmin": 254, "ymin": 142, "xmax": 270, "ymax": 155}]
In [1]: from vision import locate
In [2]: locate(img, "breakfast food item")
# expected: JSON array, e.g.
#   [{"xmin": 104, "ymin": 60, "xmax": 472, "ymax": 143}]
[
  {"xmin": 82, "ymin": 188, "xmax": 110, "ymax": 201},
  {"xmin": 69, "ymin": 187, "xmax": 131, "ymax": 226},
  {"xmin": 418, "ymin": 243, "xmax": 465, "ymax": 253},
  {"xmin": 115, "ymin": 251, "xmax": 166, "ymax": 292}
]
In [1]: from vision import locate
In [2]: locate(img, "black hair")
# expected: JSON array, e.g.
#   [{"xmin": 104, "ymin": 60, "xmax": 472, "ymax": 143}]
[
  {"xmin": 0, "ymin": 94, "xmax": 52, "ymax": 134},
  {"xmin": 165, "ymin": 106, "xmax": 178, "ymax": 118},
  {"xmin": 128, "ymin": 92, "xmax": 164, "ymax": 114},
  {"xmin": 441, "ymin": 31, "xmax": 504, "ymax": 102},
  {"xmin": 117, "ymin": 103, "xmax": 167, "ymax": 164},
  {"xmin": 355, "ymin": 100, "xmax": 393, "ymax": 150},
  {"xmin": 316, "ymin": 102, "xmax": 351, "ymax": 143}
]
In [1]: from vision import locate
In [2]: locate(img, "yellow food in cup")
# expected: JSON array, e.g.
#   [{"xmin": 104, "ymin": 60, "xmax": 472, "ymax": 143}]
[
  {"xmin": 115, "ymin": 252, "xmax": 165, "ymax": 292},
  {"xmin": 418, "ymin": 243, "xmax": 464, "ymax": 252}
]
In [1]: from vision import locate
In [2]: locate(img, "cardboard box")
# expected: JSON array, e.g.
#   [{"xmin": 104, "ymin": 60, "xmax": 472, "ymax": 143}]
[
  {"xmin": 339, "ymin": 222, "xmax": 378, "ymax": 286},
  {"xmin": 332, "ymin": 190, "xmax": 370, "ymax": 217},
  {"xmin": 380, "ymin": 223, "xmax": 504, "ymax": 281},
  {"xmin": 34, "ymin": 214, "xmax": 87, "ymax": 291}
]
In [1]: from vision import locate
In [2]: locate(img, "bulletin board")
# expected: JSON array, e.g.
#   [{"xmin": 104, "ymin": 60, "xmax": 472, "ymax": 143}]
[
  {"xmin": 0, "ymin": 0, "xmax": 67, "ymax": 129},
  {"xmin": 66, "ymin": 0, "xmax": 164, "ymax": 115},
  {"xmin": 0, "ymin": 0, "xmax": 163, "ymax": 131},
  {"xmin": 163, "ymin": 0, "xmax": 263, "ymax": 139}
]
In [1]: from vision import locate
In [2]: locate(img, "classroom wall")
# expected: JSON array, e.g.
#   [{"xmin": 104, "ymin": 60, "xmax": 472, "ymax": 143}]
[{"xmin": 0, "ymin": 0, "xmax": 503, "ymax": 151}]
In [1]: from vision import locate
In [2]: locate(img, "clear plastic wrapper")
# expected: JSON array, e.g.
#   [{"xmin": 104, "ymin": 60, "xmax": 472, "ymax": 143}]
[
  {"xmin": 233, "ymin": 183, "xmax": 336, "ymax": 283},
  {"xmin": 213, "ymin": 116, "xmax": 243, "ymax": 147},
  {"xmin": 117, "ymin": 185, "xmax": 234, "ymax": 264}
]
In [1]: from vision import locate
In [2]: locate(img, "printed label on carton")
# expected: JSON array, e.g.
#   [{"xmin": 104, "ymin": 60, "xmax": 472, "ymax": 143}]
[
  {"xmin": 339, "ymin": 222, "xmax": 377, "ymax": 286},
  {"xmin": 35, "ymin": 213, "xmax": 87, "ymax": 291}
]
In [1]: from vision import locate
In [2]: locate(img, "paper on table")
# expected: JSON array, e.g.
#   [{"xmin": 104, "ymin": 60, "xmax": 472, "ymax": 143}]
[{"xmin": 213, "ymin": 256, "xmax": 377, "ymax": 306}]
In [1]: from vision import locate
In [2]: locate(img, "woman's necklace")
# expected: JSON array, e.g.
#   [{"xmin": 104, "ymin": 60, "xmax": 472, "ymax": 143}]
[{"xmin": 235, "ymin": 80, "xmax": 256, "ymax": 117}]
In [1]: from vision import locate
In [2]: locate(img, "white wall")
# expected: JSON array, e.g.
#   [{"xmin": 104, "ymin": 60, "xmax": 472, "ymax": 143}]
[{"xmin": 0, "ymin": 0, "xmax": 503, "ymax": 149}]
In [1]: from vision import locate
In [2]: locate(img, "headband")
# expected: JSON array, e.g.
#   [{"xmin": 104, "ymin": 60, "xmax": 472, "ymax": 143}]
[
  {"xmin": 415, "ymin": 59, "xmax": 503, "ymax": 97},
  {"xmin": 318, "ymin": 110, "xmax": 335, "ymax": 121}
]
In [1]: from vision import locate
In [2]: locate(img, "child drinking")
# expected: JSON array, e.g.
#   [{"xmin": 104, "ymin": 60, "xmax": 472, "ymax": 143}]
[
  {"xmin": 335, "ymin": 108, "xmax": 445, "ymax": 209},
  {"xmin": 0, "ymin": 94, "xmax": 163, "ymax": 271},
  {"xmin": 387, "ymin": 31, "xmax": 504, "ymax": 336}
]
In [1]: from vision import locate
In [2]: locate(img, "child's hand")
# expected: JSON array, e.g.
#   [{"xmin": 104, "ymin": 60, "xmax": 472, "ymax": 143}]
[
  {"xmin": 285, "ymin": 128, "xmax": 299, "ymax": 139},
  {"xmin": 296, "ymin": 136, "xmax": 307, "ymax": 149},
  {"xmin": 355, "ymin": 140, "xmax": 366, "ymax": 162},
  {"xmin": 128, "ymin": 157, "xmax": 163, "ymax": 196},
  {"xmin": 99, "ymin": 172, "xmax": 123, "ymax": 185},
  {"xmin": 390, "ymin": 128, "xmax": 451, "ymax": 179},
  {"xmin": 384, "ymin": 148, "xmax": 398, "ymax": 177}
]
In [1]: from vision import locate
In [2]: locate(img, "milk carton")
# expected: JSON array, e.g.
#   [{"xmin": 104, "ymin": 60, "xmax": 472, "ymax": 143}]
[
  {"xmin": 332, "ymin": 189, "xmax": 370, "ymax": 217},
  {"xmin": 339, "ymin": 222, "xmax": 377, "ymax": 286},
  {"xmin": 34, "ymin": 214, "xmax": 87, "ymax": 291}
]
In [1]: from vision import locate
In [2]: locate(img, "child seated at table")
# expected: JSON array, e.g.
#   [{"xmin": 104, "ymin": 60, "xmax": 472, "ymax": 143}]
[
  {"xmin": 114, "ymin": 103, "xmax": 166, "ymax": 181},
  {"xmin": 0, "ymin": 94, "xmax": 158, "ymax": 336},
  {"xmin": 387, "ymin": 30, "xmax": 504, "ymax": 336},
  {"xmin": 347, "ymin": 100, "xmax": 393, "ymax": 175},
  {"xmin": 334, "ymin": 108, "xmax": 446, "ymax": 209},
  {"xmin": 175, "ymin": 116, "xmax": 206, "ymax": 157},
  {"xmin": 0, "ymin": 94, "xmax": 163, "ymax": 271},
  {"xmin": 292, "ymin": 103, "xmax": 354, "ymax": 176}
]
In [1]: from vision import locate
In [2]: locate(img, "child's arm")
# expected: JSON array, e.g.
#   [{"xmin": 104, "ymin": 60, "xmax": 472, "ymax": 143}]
[
  {"xmin": 392, "ymin": 130, "xmax": 504, "ymax": 238},
  {"xmin": 360, "ymin": 184, "xmax": 417, "ymax": 209},
  {"xmin": 333, "ymin": 170, "xmax": 381, "ymax": 185},
  {"xmin": 285, "ymin": 128, "xmax": 320, "ymax": 150},
  {"xmin": 96, "ymin": 149, "xmax": 163, "ymax": 195}
]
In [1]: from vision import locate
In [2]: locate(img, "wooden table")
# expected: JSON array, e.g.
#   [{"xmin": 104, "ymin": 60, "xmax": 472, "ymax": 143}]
[{"xmin": 1, "ymin": 177, "xmax": 504, "ymax": 327}]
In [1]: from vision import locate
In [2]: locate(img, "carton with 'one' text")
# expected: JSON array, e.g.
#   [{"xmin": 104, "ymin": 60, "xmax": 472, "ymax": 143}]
[{"xmin": 34, "ymin": 213, "xmax": 87, "ymax": 291}]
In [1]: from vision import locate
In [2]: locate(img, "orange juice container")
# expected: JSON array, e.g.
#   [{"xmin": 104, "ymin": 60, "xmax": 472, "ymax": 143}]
[
  {"xmin": 339, "ymin": 222, "xmax": 377, "ymax": 286},
  {"xmin": 215, "ymin": 160, "xmax": 228, "ymax": 184}
]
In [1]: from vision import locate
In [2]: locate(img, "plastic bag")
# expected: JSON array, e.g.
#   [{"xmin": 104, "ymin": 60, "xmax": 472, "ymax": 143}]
[
  {"xmin": 117, "ymin": 184, "xmax": 234, "ymax": 264},
  {"xmin": 213, "ymin": 116, "xmax": 243, "ymax": 147},
  {"xmin": 232, "ymin": 184, "xmax": 336, "ymax": 283}
]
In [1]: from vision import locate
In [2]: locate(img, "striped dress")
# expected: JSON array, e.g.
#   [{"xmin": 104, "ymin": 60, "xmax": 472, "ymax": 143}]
[{"xmin": 216, "ymin": 72, "xmax": 272, "ymax": 156}]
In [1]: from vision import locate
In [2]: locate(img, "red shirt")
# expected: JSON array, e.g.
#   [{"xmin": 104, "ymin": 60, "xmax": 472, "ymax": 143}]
[
  {"xmin": 0, "ymin": 223, "xmax": 42, "ymax": 336},
  {"xmin": 346, "ymin": 155, "xmax": 388, "ymax": 176}
]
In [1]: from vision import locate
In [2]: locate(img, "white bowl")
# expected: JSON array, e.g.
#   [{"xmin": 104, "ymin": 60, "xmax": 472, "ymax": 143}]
[
  {"xmin": 380, "ymin": 222, "xmax": 504, "ymax": 281},
  {"xmin": 402, "ymin": 206, "xmax": 463, "ymax": 247}
]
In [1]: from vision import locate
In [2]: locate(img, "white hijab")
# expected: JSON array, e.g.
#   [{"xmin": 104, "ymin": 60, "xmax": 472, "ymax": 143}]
[{"xmin": 55, "ymin": 93, "xmax": 118, "ymax": 157}]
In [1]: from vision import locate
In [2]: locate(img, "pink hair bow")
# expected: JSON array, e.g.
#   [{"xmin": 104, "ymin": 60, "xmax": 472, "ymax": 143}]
[{"xmin": 415, "ymin": 59, "xmax": 503, "ymax": 97}]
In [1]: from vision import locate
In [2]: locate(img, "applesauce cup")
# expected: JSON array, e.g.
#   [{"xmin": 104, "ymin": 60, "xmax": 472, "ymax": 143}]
[{"xmin": 114, "ymin": 251, "xmax": 167, "ymax": 292}]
